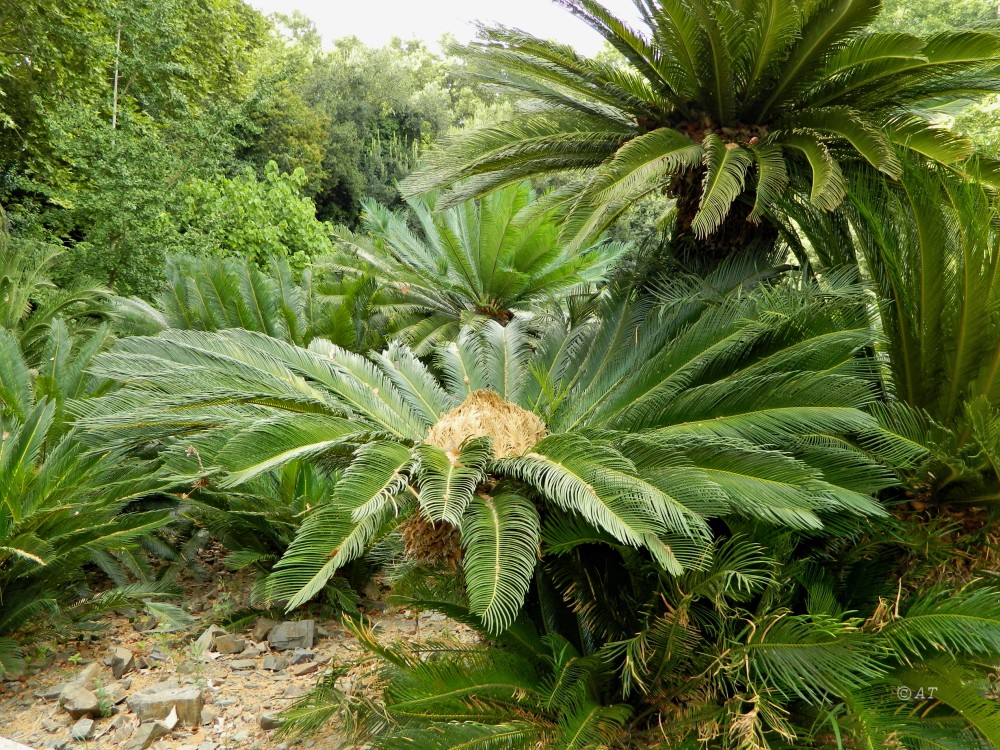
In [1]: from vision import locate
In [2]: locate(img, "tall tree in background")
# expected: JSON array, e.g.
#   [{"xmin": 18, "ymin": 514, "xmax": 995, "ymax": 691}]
[
  {"xmin": 1, "ymin": 0, "xmax": 269, "ymax": 295},
  {"xmin": 874, "ymin": 0, "xmax": 1000, "ymax": 34},
  {"xmin": 295, "ymin": 34, "xmax": 509, "ymax": 224},
  {"xmin": 875, "ymin": 0, "xmax": 1000, "ymax": 154},
  {"xmin": 407, "ymin": 0, "xmax": 1000, "ymax": 272}
]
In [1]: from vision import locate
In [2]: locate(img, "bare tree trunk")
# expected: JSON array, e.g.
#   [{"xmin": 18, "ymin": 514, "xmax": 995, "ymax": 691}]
[{"xmin": 112, "ymin": 24, "xmax": 121, "ymax": 132}]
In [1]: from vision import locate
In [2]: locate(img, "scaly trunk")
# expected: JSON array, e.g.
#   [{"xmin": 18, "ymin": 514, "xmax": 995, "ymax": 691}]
[{"xmin": 667, "ymin": 166, "xmax": 780, "ymax": 274}]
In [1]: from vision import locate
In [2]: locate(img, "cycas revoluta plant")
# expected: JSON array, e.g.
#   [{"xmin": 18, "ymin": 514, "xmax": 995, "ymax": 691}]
[
  {"xmin": 405, "ymin": 0, "xmax": 1000, "ymax": 269},
  {"xmin": 835, "ymin": 164, "xmax": 1000, "ymax": 505},
  {"xmin": 78, "ymin": 277, "xmax": 895, "ymax": 633},
  {"xmin": 0, "ymin": 324, "xmax": 177, "ymax": 678},
  {"xmin": 162, "ymin": 448, "xmax": 364, "ymax": 612},
  {"xmin": 0, "ymin": 239, "xmax": 107, "ymax": 365},
  {"xmin": 112, "ymin": 254, "xmax": 386, "ymax": 351},
  {"xmin": 330, "ymin": 182, "xmax": 626, "ymax": 353},
  {"xmin": 297, "ymin": 529, "xmax": 1000, "ymax": 749}
]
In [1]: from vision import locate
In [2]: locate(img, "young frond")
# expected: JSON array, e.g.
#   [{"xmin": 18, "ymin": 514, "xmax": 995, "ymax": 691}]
[
  {"xmin": 414, "ymin": 439, "xmax": 492, "ymax": 526},
  {"xmin": 462, "ymin": 492, "xmax": 541, "ymax": 634},
  {"xmin": 693, "ymin": 136, "xmax": 754, "ymax": 238}
]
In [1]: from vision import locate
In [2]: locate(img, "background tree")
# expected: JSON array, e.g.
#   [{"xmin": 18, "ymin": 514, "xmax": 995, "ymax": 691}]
[{"xmin": 296, "ymin": 35, "xmax": 509, "ymax": 225}]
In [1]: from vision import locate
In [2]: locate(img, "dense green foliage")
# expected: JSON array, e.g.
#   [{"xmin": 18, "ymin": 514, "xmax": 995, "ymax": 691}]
[
  {"xmin": 0, "ymin": 244, "xmax": 185, "ymax": 677},
  {"xmin": 408, "ymin": 0, "xmax": 1000, "ymax": 270},
  {"xmin": 0, "ymin": 4, "xmax": 500, "ymax": 295},
  {"xmin": 331, "ymin": 182, "xmax": 627, "ymax": 351},
  {"xmin": 3, "ymin": 1, "xmax": 1000, "ymax": 747},
  {"xmin": 76, "ymin": 281, "xmax": 890, "ymax": 621}
]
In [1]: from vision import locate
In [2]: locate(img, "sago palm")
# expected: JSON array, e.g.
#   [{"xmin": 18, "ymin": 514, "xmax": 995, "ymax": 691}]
[
  {"xmin": 112, "ymin": 254, "xmax": 387, "ymax": 351},
  {"xmin": 330, "ymin": 182, "xmax": 626, "ymax": 353},
  {"xmin": 163, "ymin": 447, "xmax": 364, "ymax": 612},
  {"xmin": 79, "ymin": 279, "xmax": 897, "ymax": 634},
  {"xmin": 0, "ymin": 239, "xmax": 107, "ymax": 365},
  {"xmin": 802, "ymin": 162, "xmax": 1000, "ymax": 506},
  {"xmin": 0, "ymin": 324, "xmax": 175, "ymax": 678},
  {"xmin": 405, "ymin": 0, "xmax": 1000, "ymax": 268},
  {"xmin": 291, "ymin": 529, "xmax": 1000, "ymax": 749}
]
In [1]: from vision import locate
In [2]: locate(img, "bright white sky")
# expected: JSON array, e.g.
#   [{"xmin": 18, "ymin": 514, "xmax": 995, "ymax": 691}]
[{"xmin": 248, "ymin": 0, "xmax": 643, "ymax": 55}]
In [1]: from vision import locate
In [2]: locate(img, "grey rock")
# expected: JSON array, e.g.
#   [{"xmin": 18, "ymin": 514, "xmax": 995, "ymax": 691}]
[
  {"xmin": 196, "ymin": 743, "xmax": 219, "ymax": 750},
  {"xmin": 214, "ymin": 698, "xmax": 236, "ymax": 707},
  {"xmin": 111, "ymin": 715, "xmax": 135, "ymax": 744},
  {"xmin": 110, "ymin": 647, "xmax": 135, "ymax": 680},
  {"xmin": 231, "ymin": 731, "xmax": 249, "ymax": 743},
  {"xmin": 211, "ymin": 635, "xmax": 245, "ymax": 655},
  {"xmin": 200, "ymin": 707, "xmax": 216, "ymax": 725},
  {"xmin": 262, "ymin": 654, "xmax": 288, "ymax": 672},
  {"xmin": 238, "ymin": 646, "xmax": 263, "ymax": 658},
  {"xmin": 289, "ymin": 649, "xmax": 314, "ymax": 665},
  {"xmin": 70, "ymin": 663, "xmax": 101, "ymax": 690},
  {"xmin": 175, "ymin": 660, "xmax": 198, "ymax": 675},
  {"xmin": 41, "ymin": 718, "xmax": 62, "ymax": 733},
  {"xmin": 289, "ymin": 661, "xmax": 320, "ymax": 677},
  {"xmin": 59, "ymin": 685, "xmax": 99, "ymax": 719},
  {"xmin": 40, "ymin": 739, "xmax": 68, "ymax": 750},
  {"xmin": 281, "ymin": 684, "xmax": 310, "ymax": 699},
  {"xmin": 148, "ymin": 648, "xmax": 167, "ymax": 661},
  {"xmin": 133, "ymin": 617, "xmax": 157, "ymax": 633},
  {"xmin": 127, "ymin": 685, "xmax": 203, "ymax": 727},
  {"xmin": 259, "ymin": 712, "xmax": 282, "ymax": 730},
  {"xmin": 193, "ymin": 625, "xmax": 226, "ymax": 654},
  {"xmin": 125, "ymin": 722, "xmax": 169, "ymax": 750},
  {"xmin": 94, "ymin": 714, "xmax": 129, "ymax": 741},
  {"xmin": 252, "ymin": 618, "xmax": 278, "ymax": 642},
  {"xmin": 36, "ymin": 683, "xmax": 66, "ymax": 700},
  {"xmin": 70, "ymin": 718, "xmax": 94, "ymax": 740},
  {"xmin": 228, "ymin": 659, "xmax": 257, "ymax": 671},
  {"xmin": 97, "ymin": 681, "xmax": 128, "ymax": 706},
  {"xmin": 268, "ymin": 620, "xmax": 315, "ymax": 651}
]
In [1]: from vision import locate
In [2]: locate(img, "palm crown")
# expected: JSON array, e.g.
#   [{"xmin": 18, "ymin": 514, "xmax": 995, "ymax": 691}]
[
  {"xmin": 79, "ymin": 281, "xmax": 897, "ymax": 633},
  {"xmin": 330, "ymin": 182, "xmax": 626, "ymax": 353},
  {"xmin": 406, "ymin": 0, "xmax": 1000, "ymax": 265}
]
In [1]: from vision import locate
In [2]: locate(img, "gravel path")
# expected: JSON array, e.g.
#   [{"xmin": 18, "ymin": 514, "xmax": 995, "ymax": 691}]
[{"xmin": 0, "ymin": 575, "xmax": 473, "ymax": 750}]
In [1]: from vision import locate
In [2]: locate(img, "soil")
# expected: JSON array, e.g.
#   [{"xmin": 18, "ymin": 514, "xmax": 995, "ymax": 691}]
[{"xmin": 0, "ymin": 569, "xmax": 475, "ymax": 750}]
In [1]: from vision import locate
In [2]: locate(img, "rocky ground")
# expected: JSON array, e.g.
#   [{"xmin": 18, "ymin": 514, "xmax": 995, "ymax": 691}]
[{"xmin": 0, "ymin": 573, "xmax": 474, "ymax": 750}]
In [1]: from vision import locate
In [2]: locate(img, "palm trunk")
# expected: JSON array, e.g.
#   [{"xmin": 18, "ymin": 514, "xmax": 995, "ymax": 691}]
[{"xmin": 667, "ymin": 167, "xmax": 780, "ymax": 273}]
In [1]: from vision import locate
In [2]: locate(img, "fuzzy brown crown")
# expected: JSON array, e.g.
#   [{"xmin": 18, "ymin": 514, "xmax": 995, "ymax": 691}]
[
  {"xmin": 401, "ymin": 391, "xmax": 547, "ymax": 568},
  {"xmin": 424, "ymin": 390, "xmax": 547, "ymax": 458}
]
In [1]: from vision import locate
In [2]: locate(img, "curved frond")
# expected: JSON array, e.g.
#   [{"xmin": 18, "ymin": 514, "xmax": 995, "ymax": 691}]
[{"xmin": 462, "ymin": 492, "xmax": 541, "ymax": 634}]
